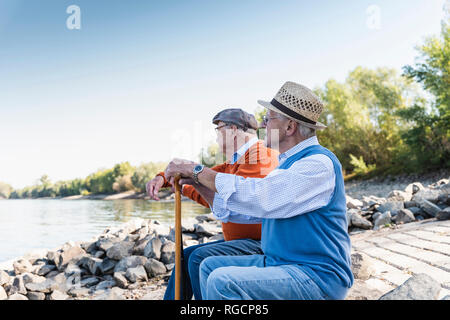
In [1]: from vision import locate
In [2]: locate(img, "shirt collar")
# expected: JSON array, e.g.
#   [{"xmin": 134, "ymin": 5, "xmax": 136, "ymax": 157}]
[
  {"xmin": 278, "ymin": 136, "xmax": 320, "ymax": 165},
  {"xmin": 230, "ymin": 136, "xmax": 259, "ymax": 164}
]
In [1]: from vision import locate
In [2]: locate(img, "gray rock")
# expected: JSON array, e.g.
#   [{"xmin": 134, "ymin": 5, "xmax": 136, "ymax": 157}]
[
  {"xmin": 160, "ymin": 241, "xmax": 176, "ymax": 264},
  {"xmin": 395, "ymin": 209, "xmax": 416, "ymax": 224},
  {"xmin": 0, "ymin": 286, "xmax": 7, "ymax": 300},
  {"xmin": 25, "ymin": 279, "xmax": 55, "ymax": 293},
  {"xmin": 80, "ymin": 276, "xmax": 100, "ymax": 287},
  {"xmin": 404, "ymin": 201, "xmax": 417, "ymax": 208},
  {"xmin": 442, "ymin": 295, "xmax": 450, "ymax": 300},
  {"xmin": 98, "ymin": 258, "xmax": 116, "ymax": 275},
  {"xmin": 22, "ymin": 273, "xmax": 46, "ymax": 285},
  {"xmin": 379, "ymin": 273, "xmax": 441, "ymax": 300},
  {"xmin": 56, "ymin": 246, "xmax": 85, "ymax": 271},
  {"xmin": 50, "ymin": 290, "xmax": 69, "ymax": 300},
  {"xmin": 95, "ymin": 280, "xmax": 116, "ymax": 291},
  {"xmin": 133, "ymin": 235, "xmax": 151, "ymax": 256},
  {"xmin": 144, "ymin": 236, "xmax": 162, "ymax": 260},
  {"xmin": 125, "ymin": 265, "xmax": 148, "ymax": 283},
  {"xmin": 420, "ymin": 199, "xmax": 442, "ymax": 217},
  {"xmin": 144, "ymin": 258, "xmax": 167, "ymax": 277},
  {"xmin": 8, "ymin": 293, "xmax": 28, "ymax": 300},
  {"xmin": 64, "ymin": 263, "xmax": 82, "ymax": 277},
  {"xmin": 377, "ymin": 201, "xmax": 404, "ymax": 215},
  {"xmin": 27, "ymin": 291, "xmax": 46, "ymax": 300},
  {"xmin": 195, "ymin": 222, "xmax": 222, "ymax": 237},
  {"xmin": 413, "ymin": 188, "xmax": 441, "ymax": 203},
  {"xmin": 36, "ymin": 264, "xmax": 56, "ymax": 276},
  {"xmin": 114, "ymin": 255, "xmax": 148, "ymax": 273},
  {"xmin": 387, "ymin": 190, "xmax": 412, "ymax": 202},
  {"xmin": 374, "ymin": 211, "xmax": 392, "ymax": 230},
  {"xmin": 405, "ymin": 182, "xmax": 425, "ymax": 194},
  {"xmin": 350, "ymin": 213, "xmax": 373, "ymax": 230},
  {"xmin": 13, "ymin": 259, "xmax": 33, "ymax": 275},
  {"xmin": 351, "ymin": 252, "xmax": 375, "ymax": 280},
  {"xmin": 94, "ymin": 250, "xmax": 105, "ymax": 259},
  {"xmin": 0, "ymin": 270, "xmax": 10, "ymax": 286},
  {"xmin": 408, "ymin": 207, "xmax": 423, "ymax": 216},
  {"xmin": 96, "ymin": 237, "xmax": 121, "ymax": 252},
  {"xmin": 362, "ymin": 195, "xmax": 386, "ymax": 207},
  {"xmin": 346, "ymin": 195, "xmax": 363, "ymax": 209},
  {"xmin": 106, "ymin": 241, "xmax": 134, "ymax": 261},
  {"xmin": 9, "ymin": 275, "xmax": 27, "ymax": 295},
  {"xmin": 436, "ymin": 207, "xmax": 450, "ymax": 221},
  {"xmin": 113, "ymin": 272, "xmax": 128, "ymax": 289}
]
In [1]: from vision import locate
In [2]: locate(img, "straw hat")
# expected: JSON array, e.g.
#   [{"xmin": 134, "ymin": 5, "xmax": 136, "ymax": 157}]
[{"xmin": 258, "ymin": 81, "xmax": 326, "ymax": 130}]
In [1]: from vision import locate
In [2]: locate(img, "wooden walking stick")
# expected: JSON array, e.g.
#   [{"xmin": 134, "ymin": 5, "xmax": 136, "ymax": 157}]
[{"xmin": 174, "ymin": 174, "xmax": 182, "ymax": 300}]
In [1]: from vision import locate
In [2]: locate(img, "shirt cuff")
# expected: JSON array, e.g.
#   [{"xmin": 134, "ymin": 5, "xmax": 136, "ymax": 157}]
[{"xmin": 211, "ymin": 173, "xmax": 237, "ymax": 222}]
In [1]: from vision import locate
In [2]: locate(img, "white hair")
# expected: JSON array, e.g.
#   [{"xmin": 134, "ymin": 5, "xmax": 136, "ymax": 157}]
[{"xmin": 278, "ymin": 114, "xmax": 316, "ymax": 139}]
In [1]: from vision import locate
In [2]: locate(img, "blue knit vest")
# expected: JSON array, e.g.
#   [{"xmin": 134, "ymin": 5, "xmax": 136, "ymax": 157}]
[{"xmin": 261, "ymin": 145, "xmax": 353, "ymax": 299}]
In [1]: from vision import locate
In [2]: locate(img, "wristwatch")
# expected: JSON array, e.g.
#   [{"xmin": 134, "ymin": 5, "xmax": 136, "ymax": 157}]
[{"xmin": 192, "ymin": 164, "xmax": 205, "ymax": 184}]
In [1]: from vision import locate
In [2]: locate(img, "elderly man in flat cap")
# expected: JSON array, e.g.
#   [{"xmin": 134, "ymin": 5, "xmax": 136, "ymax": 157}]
[
  {"xmin": 146, "ymin": 108, "xmax": 279, "ymax": 300},
  {"xmin": 164, "ymin": 82, "xmax": 354, "ymax": 300}
]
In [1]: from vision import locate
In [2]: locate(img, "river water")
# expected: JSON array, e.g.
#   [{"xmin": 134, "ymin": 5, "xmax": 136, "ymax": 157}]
[{"xmin": 0, "ymin": 199, "xmax": 210, "ymax": 263}]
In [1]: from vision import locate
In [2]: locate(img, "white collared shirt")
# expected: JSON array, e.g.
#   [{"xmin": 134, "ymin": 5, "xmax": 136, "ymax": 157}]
[{"xmin": 212, "ymin": 136, "xmax": 336, "ymax": 220}]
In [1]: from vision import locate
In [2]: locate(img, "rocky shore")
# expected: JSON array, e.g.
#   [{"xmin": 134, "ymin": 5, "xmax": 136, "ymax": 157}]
[{"xmin": 1, "ymin": 175, "xmax": 449, "ymax": 300}]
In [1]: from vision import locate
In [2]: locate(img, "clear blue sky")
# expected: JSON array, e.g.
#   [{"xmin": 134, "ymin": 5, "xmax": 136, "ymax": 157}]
[{"xmin": 0, "ymin": 0, "xmax": 447, "ymax": 189}]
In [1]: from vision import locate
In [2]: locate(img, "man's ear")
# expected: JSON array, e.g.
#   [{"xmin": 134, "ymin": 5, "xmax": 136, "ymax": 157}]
[{"xmin": 286, "ymin": 120, "xmax": 297, "ymax": 137}]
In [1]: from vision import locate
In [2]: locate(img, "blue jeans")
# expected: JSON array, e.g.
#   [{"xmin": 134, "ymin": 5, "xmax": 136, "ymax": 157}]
[
  {"xmin": 200, "ymin": 255, "xmax": 332, "ymax": 300},
  {"xmin": 163, "ymin": 239, "xmax": 263, "ymax": 300}
]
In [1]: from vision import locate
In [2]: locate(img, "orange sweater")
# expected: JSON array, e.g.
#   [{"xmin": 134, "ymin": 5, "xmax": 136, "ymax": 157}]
[{"xmin": 157, "ymin": 140, "xmax": 279, "ymax": 241}]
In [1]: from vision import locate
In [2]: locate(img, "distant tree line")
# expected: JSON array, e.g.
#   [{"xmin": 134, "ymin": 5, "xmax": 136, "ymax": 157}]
[{"xmin": 5, "ymin": 162, "xmax": 167, "ymax": 199}]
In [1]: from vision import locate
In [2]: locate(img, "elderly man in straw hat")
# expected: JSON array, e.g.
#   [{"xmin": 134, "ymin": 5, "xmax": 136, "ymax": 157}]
[
  {"xmin": 164, "ymin": 82, "xmax": 354, "ymax": 300},
  {"xmin": 146, "ymin": 108, "xmax": 279, "ymax": 300}
]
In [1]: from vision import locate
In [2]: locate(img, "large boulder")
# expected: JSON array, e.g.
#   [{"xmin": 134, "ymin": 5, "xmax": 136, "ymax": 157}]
[
  {"xmin": 346, "ymin": 195, "xmax": 363, "ymax": 209},
  {"xmin": 412, "ymin": 188, "xmax": 441, "ymax": 204},
  {"xmin": 373, "ymin": 211, "xmax": 392, "ymax": 230},
  {"xmin": 351, "ymin": 252, "xmax": 375, "ymax": 280},
  {"xmin": 195, "ymin": 222, "xmax": 222, "ymax": 237},
  {"xmin": 395, "ymin": 209, "xmax": 416, "ymax": 224},
  {"xmin": 106, "ymin": 242, "xmax": 134, "ymax": 261},
  {"xmin": 350, "ymin": 212, "xmax": 373, "ymax": 230},
  {"xmin": 144, "ymin": 258, "xmax": 167, "ymax": 277},
  {"xmin": 405, "ymin": 182, "xmax": 425, "ymax": 194},
  {"xmin": 13, "ymin": 259, "xmax": 33, "ymax": 275},
  {"xmin": 144, "ymin": 237, "xmax": 162, "ymax": 260},
  {"xmin": 379, "ymin": 273, "xmax": 441, "ymax": 300},
  {"xmin": 9, "ymin": 275, "xmax": 27, "ymax": 295},
  {"xmin": 55, "ymin": 245, "xmax": 85, "ymax": 271},
  {"xmin": 25, "ymin": 278, "xmax": 56, "ymax": 293},
  {"xmin": 114, "ymin": 256, "xmax": 148, "ymax": 273},
  {"xmin": 160, "ymin": 241, "xmax": 176, "ymax": 265},
  {"xmin": 377, "ymin": 201, "xmax": 404, "ymax": 216},
  {"xmin": 125, "ymin": 265, "xmax": 148, "ymax": 283},
  {"xmin": 387, "ymin": 190, "xmax": 412, "ymax": 202},
  {"xmin": 419, "ymin": 199, "xmax": 442, "ymax": 217},
  {"xmin": 436, "ymin": 207, "xmax": 450, "ymax": 221}
]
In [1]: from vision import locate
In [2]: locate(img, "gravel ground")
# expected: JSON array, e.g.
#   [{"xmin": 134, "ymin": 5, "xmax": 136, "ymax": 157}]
[{"xmin": 344, "ymin": 168, "xmax": 450, "ymax": 199}]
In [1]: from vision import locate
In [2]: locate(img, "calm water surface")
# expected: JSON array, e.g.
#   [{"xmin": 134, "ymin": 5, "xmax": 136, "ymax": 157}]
[{"xmin": 0, "ymin": 199, "xmax": 210, "ymax": 263}]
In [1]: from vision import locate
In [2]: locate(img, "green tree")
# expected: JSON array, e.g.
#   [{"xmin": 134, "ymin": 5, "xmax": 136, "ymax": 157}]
[
  {"xmin": 400, "ymin": 20, "xmax": 450, "ymax": 170},
  {"xmin": 0, "ymin": 182, "xmax": 12, "ymax": 199},
  {"xmin": 131, "ymin": 162, "xmax": 168, "ymax": 192}
]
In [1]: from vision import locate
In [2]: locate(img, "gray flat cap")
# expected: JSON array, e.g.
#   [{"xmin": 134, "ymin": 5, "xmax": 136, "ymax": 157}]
[{"xmin": 212, "ymin": 108, "xmax": 258, "ymax": 131}]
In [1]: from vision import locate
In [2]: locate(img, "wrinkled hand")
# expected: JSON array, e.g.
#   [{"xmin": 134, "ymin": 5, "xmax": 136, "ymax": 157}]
[
  {"xmin": 165, "ymin": 158, "xmax": 197, "ymax": 186},
  {"xmin": 146, "ymin": 175, "xmax": 165, "ymax": 201}
]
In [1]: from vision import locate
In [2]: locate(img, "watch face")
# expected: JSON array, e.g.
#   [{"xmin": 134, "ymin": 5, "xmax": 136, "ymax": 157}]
[{"xmin": 194, "ymin": 165, "xmax": 203, "ymax": 172}]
